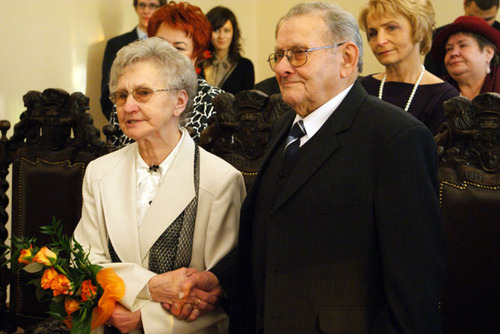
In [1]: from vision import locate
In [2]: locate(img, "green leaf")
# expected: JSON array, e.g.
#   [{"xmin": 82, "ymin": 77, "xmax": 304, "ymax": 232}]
[
  {"xmin": 70, "ymin": 308, "xmax": 92, "ymax": 334},
  {"xmin": 23, "ymin": 262, "xmax": 44, "ymax": 273},
  {"xmin": 49, "ymin": 299, "xmax": 66, "ymax": 318}
]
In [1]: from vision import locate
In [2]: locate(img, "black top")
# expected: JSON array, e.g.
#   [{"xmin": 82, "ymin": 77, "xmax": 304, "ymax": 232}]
[
  {"xmin": 254, "ymin": 76, "xmax": 281, "ymax": 96},
  {"xmin": 359, "ymin": 75, "xmax": 459, "ymax": 135},
  {"xmin": 424, "ymin": 20, "xmax": 500, "ymax": 78},
  {"xmin": 201, "ymin": 58, "xmax": 255, "ymax": 95},
  {"xmin": 100, "ymin": 28, "xmax": 139, "ymax": 120}
]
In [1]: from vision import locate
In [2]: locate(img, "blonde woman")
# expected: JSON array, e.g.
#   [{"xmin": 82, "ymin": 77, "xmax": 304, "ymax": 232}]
[{"xmin": 359, "ymin": 0, "xmax": 459, "ymax": 135}]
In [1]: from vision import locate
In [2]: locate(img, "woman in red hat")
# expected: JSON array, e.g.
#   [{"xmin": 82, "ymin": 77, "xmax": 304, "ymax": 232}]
[{"xmin": 431, "ymin": 15, "xmax": 500, "ymax": 99}]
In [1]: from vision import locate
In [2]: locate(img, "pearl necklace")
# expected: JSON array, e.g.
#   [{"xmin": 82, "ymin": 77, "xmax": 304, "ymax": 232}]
[{"xmin": 378, "ymin": 64, "xmax": 425, "ymax": 112}]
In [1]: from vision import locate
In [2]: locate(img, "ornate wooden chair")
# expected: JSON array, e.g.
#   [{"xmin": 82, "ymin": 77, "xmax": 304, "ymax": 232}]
[
  {"xmin": 0, "ymin": 88, "xmax": 116, "ymax": 332},
  {"xmin": 199, "ymin": 90, "xmax": 290, "ymax": 190},
  {"xmin": 435, "ymin": 93, "xmax": 500, "ymax": 334}
]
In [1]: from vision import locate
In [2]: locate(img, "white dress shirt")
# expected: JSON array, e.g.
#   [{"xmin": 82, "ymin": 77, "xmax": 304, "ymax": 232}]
[
  {"xmin": 136, "ymin": 131, "xmax": 185, "ymax": 225},
  {"xmin": 292, "ymin": 84, "xmax": 354, "ymax": 147}
]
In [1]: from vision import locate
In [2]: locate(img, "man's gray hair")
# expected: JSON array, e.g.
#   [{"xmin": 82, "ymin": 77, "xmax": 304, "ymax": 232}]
[
  {"xmin": 277, "ymin": 2, "xmax": 363, "ymax": 72},
  {"xmin": 109, "ymin": 37, "xmax": 198, "ymax": 121}
]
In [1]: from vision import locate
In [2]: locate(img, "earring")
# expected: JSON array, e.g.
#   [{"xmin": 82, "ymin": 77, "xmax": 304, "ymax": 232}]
[{"xmin": 487, "ymin": 65, "xmax": 491, "ymax": 74}]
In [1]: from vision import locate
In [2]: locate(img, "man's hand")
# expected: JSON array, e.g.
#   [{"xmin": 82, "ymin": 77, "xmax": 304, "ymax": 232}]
[
  {"xmin": 148, "ymin": 267, "xmax": 197, "ymax": 304},
  {"xmin": 166, "ymin": 271, "xmax": 222, "ymax": 322},
  {"xmin": 105, "ymin": 303, "xmax": 142, "ymax": 333}
]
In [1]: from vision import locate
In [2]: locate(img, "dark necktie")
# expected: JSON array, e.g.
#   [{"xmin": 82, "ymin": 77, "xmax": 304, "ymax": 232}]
[{"xmin": 282, "ymin": 120, "xmax": 307, "ymax": 161}]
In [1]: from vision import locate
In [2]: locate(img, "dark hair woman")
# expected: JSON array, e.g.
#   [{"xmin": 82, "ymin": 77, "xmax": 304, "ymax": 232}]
[{"xmin": 201, "ymin": 6, "xmax": 255, "ymax": 95}]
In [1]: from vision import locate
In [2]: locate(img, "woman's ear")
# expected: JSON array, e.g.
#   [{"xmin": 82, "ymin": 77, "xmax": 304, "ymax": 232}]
[
  {"xmin": 484, "ymin": 45, "xmax": 495, "ymax": 63},
  {"xmin": 339, "ymin": 42, "xmax": 359, "ymax": 78},
  {"xmin": 173, "ymin": 90, "xmax": 189, "ymax": 117}
]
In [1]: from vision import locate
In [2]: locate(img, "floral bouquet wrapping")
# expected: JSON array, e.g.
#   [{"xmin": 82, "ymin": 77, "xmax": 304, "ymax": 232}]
[{"xmin": 1, "ymin": 218, "xmax": 125, "ymax": 334}]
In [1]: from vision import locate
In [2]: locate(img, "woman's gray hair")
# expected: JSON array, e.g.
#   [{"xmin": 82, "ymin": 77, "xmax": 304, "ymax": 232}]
[
  {"xmin": 109, "ymin": 37, "xmax": 198, "ymax": 122},
  {"xmin": 277, "ymin": 2, "xmax": 364, "ymax": 72}
]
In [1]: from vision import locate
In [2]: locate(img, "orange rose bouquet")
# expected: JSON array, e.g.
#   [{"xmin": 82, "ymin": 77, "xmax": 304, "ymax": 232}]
[{"xmin": 1, "ymin": 218, "xmax": 125, "ymax": 333}]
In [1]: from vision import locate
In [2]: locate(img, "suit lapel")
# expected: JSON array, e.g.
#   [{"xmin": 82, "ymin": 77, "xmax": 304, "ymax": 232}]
[
  {"xmin": 272, "ymin": 81, "xmax": 368, "ymax": 211},
  {"xmin": 138, "ymin": 133, "xmax": 196, "ymax": 262},
  {"xmin": 100, "ymin": 144, "xmax": 142, "ymax": 264}
]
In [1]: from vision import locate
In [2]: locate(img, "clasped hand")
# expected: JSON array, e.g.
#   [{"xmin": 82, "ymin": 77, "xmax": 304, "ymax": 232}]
[{"xmin": 148, "ymin": 267, "xmax": 222, "ymax": 322}]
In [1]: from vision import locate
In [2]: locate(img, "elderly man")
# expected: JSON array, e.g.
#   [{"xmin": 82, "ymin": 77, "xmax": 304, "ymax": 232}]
[
  {"xmin": 425, "ymin": 0, "xmax": 500, "ymax": 77},
  {"xmin": 226, "ymin": 2, "xmax": 446, "ymax": 333}
]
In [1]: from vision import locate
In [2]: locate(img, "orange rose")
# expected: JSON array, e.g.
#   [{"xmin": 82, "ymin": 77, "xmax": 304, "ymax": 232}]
[
  {"xmin": 18, "ymin": 246, "xmax": 34, "ymax": 264},
  {"xmin": 52, "ymin": 273, "xmax": 72, "ymax": 296},
  {"xmin": 62, "ymin": 315, "xmax": 73, "ymax": 330},
  {"xmin": 40, "ymin": 267, "xmax": 59, "ymax": 290},
  {"xmin": 81, "ymin": 279, "xmax": 97, "ymax": 302},
  {"xmin": 64, "ymin": 298, "xmax": 81, "ymax": 316},
  {"xmin": 40, "ymin": 267, "xmax": 72, "ymax": 296},
  {"xmin": 33, "ymin": 246, "xmax": 57, "ymax": 266}
]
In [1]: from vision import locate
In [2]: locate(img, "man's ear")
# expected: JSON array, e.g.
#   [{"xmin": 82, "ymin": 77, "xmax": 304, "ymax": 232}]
[
  {"xmin": 339, "ymin": 42, "xmax": 359, "ymax": 78},
  {"xmin": 173, "ymin": 90, "xmax": 189, "ymax": 117}
]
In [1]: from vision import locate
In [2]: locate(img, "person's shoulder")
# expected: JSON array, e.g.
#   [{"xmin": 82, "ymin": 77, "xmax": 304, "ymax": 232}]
[
  {"xmin": 198, "ymin": 146, "xmax": 244, "ymax": 188},
  {"xmin": 433, "ymin": 23, "xmax": 450, "ymax": 37},
  {"xmin": 492, "ymin": 20, "xmax": 500, "ymax": 31},
  {"xmin": 197, "ymin": 78, "xmax": 224, "ymax": 96},
  {"xmin": 87, "ymin": 144, "xmax": 135, "ymax": 179},
  {"xmin": 106, "ymin": 28, "xmax": 138, "ymax": 47},
  {"xmin": 238, "ymin": 58, "xmax": 254, "ymax": 67}
]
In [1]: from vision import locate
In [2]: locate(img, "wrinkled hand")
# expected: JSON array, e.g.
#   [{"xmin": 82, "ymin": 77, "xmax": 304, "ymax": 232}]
[
  {"xmin": 105, "ymin": 303, "xmax": 142, "ymax": 333},
  {"xmin": 164, "ymin": 270, "xmax": 222, "ymax": 322},
  {"xmin": 148, "ymin": 267, "xmax": 198, "ymax": 304}
]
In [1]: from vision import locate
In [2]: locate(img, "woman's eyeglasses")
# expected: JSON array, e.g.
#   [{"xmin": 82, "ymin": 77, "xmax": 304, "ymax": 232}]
[
  {"xmin": 136, "ymin": 3, "xmax": 161, "ymax": 10},
  {"xmin": 109, "ymin": 88, "xmax": 172, "ymax": 106}
]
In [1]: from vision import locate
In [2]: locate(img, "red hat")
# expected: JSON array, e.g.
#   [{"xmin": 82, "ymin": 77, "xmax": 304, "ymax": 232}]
[{"xmin": 431, "ymin": 15, "xmax": 500, "ymax": 63}]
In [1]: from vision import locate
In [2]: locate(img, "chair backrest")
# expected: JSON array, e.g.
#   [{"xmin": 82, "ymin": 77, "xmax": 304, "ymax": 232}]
[
  {"xmin": 435, "ymin": 93, "xmax": 500, "ymax": 334},
  {"xmin": 199, "ymin": 90, "xmax": 290, "ymax": 190},
  {"xmin": 0, "ymin": 88, "xmax": 115, "ymax": 330}
]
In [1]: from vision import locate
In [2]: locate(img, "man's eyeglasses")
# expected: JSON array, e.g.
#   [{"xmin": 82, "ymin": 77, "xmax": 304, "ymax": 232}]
[
  {"xmin": 136, "ymin": 2, "xmax": 161, "ymax": 10},
  {"xmin": 109, "ymin": 88, "xmax": 172, "ymax": 106},
  {"xmin": 267, "ymin": 42, "xmax": 346, "ymax": 71}
]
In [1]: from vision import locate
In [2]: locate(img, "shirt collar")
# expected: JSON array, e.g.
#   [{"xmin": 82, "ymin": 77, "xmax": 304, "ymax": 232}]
[
  {"xmin": 293, "ymin": 84, "xmax": 354, "ymax": 144},
  {"xmin": 136, "ymin": 26, "xmax": 147, "ymax": 40},
  {"xmin": 135, "ymin": 130, "xmax": 185, "ymax": 186}
]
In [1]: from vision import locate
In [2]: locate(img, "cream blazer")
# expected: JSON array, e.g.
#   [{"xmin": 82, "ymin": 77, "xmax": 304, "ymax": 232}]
[{"xmin": 74, "ymin": 131, "xmax": 245, "ymax": 334}]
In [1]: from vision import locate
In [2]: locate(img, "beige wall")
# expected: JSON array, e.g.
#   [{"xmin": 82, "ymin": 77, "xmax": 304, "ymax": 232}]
[{"xmin": 0, "ymin": 1, "xmax": 471, "ymax": 135}]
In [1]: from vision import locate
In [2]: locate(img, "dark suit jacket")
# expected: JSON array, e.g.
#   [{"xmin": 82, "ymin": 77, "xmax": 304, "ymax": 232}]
[
  {"xmin": 229, "ymin": 81, "xmax": 446, "ymax": 333},
  {"xmin": 425, "ymin": 20, "xmax": 500, "ymax": 78},
  {"xmin": 100, "ymin": 28, "xmax": 139, "ymax": 120}
]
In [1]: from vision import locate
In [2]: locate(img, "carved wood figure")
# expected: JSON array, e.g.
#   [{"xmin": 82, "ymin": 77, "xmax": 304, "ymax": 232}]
[
  {"xmin": 0, "ymin": 88, "xmax": 116, "ymax": 332},
  {"xmin": 435, "ymin": 93, "xmax": 500, "ymax": 333},
  {"xmin": 199, "ymin": 90, "xmax": 290, "ymax": 190}
]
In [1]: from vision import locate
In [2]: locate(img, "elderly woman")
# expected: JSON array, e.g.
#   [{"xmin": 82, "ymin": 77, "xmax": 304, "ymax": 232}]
[
  {"xmin": 109, "ymin": 1, "xmax": 223, "ymax": 146},
  {"xmin": 200, "ymin": 6, "xmax": 255, "ymax": 95},
  {"xmin": 359, "ymin": 0, "xmax": 459, "ymax": 135},
  {"xmin": 74, "ymin": 37, "xmax": 245, "ymax": 334},
  {"xmin": 431, "ymin": 15, "xmax": 500, "ymax": 99}
]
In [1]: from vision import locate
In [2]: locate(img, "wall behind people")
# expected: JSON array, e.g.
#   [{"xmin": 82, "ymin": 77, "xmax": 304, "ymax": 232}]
[{"xmin": 0, "ymin": 0, "xmax": 469, "ymax": 134}]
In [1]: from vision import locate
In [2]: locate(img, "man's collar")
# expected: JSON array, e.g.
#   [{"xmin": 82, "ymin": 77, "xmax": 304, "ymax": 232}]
[{"xmin": 293, "ymin": 83, "xmax": 354, "ymax": 141}]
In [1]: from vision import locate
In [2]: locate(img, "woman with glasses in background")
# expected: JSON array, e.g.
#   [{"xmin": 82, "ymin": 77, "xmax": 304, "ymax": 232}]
[
  {"xmin": 358, "ymin": 0, "xmax": 458, "ymax": 135},
  {"xmin": 75, "ymin": 37, "xmax": 245, "ymax": 334},
  {"xmin": 201, "ymin": 6, "xmax": 255, "ymax": 95}
]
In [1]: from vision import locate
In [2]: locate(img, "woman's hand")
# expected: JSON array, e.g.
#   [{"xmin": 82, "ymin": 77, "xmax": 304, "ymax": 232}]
[{"xmin": 105, "ymin": 303, "xmax": 142, "ymax": 333}]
